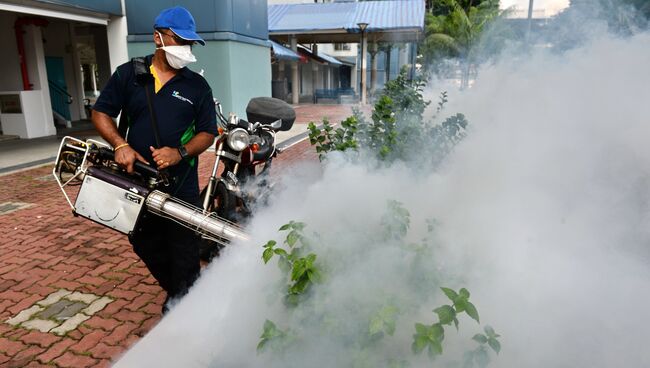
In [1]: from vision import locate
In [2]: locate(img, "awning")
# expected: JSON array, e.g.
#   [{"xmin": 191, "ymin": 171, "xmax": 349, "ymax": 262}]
[
  {"xmin": 336, "ymin": 56, "xmax": 356, "ymax": 67},
  {"xmin": 297, "ymin": 46, "xmax": 342, "ymax": 67},
  {"xmin": 270, "ymin": 40, "xmax": 301, "ymax": 62},
  {"xmin": 269, "ymin": 0, "xmax": 424, "ymax": 44},
  {"xmin": 316, "ymin": 52, "xmax": 342, "ymax": 66}
]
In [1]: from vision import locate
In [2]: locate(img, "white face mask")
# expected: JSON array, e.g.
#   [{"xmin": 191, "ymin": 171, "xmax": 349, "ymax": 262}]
[{"xmin": 156, "ymin": 31, "xmax": 196, "ymax": 69}]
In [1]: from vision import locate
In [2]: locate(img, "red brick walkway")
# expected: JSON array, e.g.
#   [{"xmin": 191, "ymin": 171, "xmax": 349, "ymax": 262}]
[{"xmin": 0, "ymin": 104, "xmax": 351, "ymax": 367}]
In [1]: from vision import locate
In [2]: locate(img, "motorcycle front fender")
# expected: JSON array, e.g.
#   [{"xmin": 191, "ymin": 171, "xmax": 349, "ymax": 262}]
[{"xmin": 217, "ymin": 177, "xmax": 242, "ymax": 198}]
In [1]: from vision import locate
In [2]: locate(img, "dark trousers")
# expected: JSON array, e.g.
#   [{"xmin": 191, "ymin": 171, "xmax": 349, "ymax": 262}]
[{"xmin": 129, "ymin": 212, "xmax": 200, "ymax": 299}]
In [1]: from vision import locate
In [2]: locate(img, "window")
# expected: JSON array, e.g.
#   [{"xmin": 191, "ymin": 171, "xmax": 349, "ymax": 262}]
[{"xmin": 334, "ymin": 43, "xmax": 351, "ymax": 51}]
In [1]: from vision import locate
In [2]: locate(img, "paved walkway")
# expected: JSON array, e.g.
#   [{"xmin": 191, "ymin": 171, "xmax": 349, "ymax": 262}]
[{"xmin": 0, "ymin": 104, "xmax": 354, "ymax": 367}]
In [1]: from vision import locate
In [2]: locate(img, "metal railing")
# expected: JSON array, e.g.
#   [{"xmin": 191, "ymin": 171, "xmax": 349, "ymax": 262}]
[{"xmin": 48, "ymin": 80, "xmax": 73, "ymax": 121}]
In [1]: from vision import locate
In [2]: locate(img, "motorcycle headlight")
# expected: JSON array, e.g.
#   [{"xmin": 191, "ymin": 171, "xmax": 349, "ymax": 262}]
[{"xmin": 227, "ymin": 128, "xmax": 250, "ymax": 151}]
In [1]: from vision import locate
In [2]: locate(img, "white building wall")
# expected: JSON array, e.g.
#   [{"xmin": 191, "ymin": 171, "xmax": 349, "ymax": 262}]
[{"xmin": 107, "ymin": 1, "xmax": 128, "ymax": 73}]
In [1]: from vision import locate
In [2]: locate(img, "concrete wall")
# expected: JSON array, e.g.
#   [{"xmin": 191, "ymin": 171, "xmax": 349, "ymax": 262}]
[
  {"xmin": 32, "ymin": 0, "xmax": 123, "ymax": 15},
  {"xmin": 128, "ymin": 40, "xmax": 271, "ymax": 118},
  {"xmin": 126, "ymin": 0, "xmax": 268, "ymax": 41}
]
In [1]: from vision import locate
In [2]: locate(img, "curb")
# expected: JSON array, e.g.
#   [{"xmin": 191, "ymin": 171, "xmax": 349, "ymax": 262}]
[{"xmin": 0, "ymin": 157, "xmax": 56, "ymax": 176}]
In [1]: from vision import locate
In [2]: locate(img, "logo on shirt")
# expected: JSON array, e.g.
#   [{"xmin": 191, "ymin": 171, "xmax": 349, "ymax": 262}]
[{"xmin": 171, "ymin": 90, "xmax": 193, "ymax": 105}]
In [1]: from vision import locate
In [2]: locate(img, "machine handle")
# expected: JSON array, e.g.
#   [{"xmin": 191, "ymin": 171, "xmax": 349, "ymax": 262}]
[
  {"xmin": 134, "ymin": 161, "xmax": 160, "ymax": 178},
  {"xmin": 98, "ymin": 147, "xmax": 160, "ymax": 178}
]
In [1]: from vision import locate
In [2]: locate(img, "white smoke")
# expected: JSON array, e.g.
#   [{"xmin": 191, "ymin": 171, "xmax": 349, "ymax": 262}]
[{"xmin": 115, "ymin": 29, "xmax": 650, "ymax": 368}]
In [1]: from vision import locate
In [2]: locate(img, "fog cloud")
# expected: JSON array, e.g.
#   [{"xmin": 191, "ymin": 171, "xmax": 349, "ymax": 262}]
[{"xmin": 115, "ymin": 19, "xmax": 650, "ymax": 368}]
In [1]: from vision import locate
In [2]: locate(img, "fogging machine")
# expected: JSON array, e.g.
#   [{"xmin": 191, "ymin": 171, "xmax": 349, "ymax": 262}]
[{"xmin": 52, "ymin": 136, "xmax": 248, "ymax": 244}]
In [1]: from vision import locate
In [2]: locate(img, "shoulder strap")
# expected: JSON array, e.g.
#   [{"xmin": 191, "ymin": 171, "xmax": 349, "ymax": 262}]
[
  {"xmin": 143, "ymin": 79, "xmax": 163, "ymax": 149},
  {"xmin": 117, "ymin": 56, "xmax": 159, "ymax": 142}
]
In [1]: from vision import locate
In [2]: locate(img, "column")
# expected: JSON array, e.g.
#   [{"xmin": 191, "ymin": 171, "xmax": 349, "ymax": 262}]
[
  {"xmin": 360, "ymin": 33, "xmax": 368, "ymax": 104},
  {"xmin": 369, "ymin": 42, "xmax": 378, "ymax": 96},
  {"xmin": 290, "ymin": 35, "xmax": 299, "ymax": 105},
  {"xmin": 351, "ymin": 65, "xmax": 357, "ymax": 93},
  {"xmin": 24, "ymin": 24, "xmax": 56, "ymax": 136},
  {"xmin": 311, "ymin": 44, "xmax": 318, "ymax": 101},
  {"xmin": 106, "ymin": 0, "xmax": 129, "ymax": 73},
  {"xmin": 385, "ymin": 45, "xmax": 392, "ymax": 82},
  {"xmin": 69, "ymin": 23, "xmax": 85, "ymax": 120},
  {"xmin": 278, "ymin": 61, "xmax": 286, "ymax": 97}
]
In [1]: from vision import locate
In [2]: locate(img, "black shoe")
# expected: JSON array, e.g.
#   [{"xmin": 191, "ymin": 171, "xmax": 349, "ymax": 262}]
[
  {"xmin": 198, "ymin": 238, "xmax": 225, "ymax": 262},
  {"xmin": 162, "ymin": 294, "xmax": 171, "ymax": 315}
]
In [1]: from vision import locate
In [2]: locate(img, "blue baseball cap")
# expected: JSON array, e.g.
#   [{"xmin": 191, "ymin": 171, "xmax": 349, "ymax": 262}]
[{"xmin": 154, "ymin": 6, "xmax": 205, "ymax": 46}]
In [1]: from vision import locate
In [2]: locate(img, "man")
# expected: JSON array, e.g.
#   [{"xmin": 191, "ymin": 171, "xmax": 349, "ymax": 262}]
[{"xmin": 92, "ymin": 6, "xmax": 217, "ymax": 314}]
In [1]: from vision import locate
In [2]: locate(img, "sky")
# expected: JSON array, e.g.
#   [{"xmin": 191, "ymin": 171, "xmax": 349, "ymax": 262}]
[{"xmin": 501, "ymin": 0, "xmax": 570, "ymax": 17}]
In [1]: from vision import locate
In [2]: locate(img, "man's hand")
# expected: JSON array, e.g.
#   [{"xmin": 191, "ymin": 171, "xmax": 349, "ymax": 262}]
[
  {"xmin": 115, "ymin": 146, "xmax": 149, "ymax": 174},
  {"xmin": 150, "ymin": 146, "xmax": 182, "ymax": 170}
]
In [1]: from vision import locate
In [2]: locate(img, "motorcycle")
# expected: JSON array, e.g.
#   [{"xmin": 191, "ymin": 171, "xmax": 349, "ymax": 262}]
[{"xmin": 198, "ymin": 97, "xmax": 295, "ymax": 260}]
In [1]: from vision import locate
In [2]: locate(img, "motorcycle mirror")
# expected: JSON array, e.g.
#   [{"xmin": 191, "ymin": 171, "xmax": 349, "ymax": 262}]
[
  {"xmin": 214, "ymin": 99, "xmax": 224, "ymax": 115},
  {"xmin": 271, "ymin": 119, "xmax": 282, "ymax": 130}
]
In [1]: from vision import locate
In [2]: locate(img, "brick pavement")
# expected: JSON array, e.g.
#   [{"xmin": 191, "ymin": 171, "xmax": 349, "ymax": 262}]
[{"xmin": 0, "ymin": 103, "xmax": 350, "ymax": 367}]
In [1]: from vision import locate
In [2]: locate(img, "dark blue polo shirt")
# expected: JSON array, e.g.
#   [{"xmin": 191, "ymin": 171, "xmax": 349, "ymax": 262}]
[{"xmin": 93, "ymin": 55, "xmax": 217, "ymax": 202}]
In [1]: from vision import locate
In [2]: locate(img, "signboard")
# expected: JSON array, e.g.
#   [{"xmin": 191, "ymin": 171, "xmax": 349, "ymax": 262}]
[{"xmin": 0, "ymin": 95, "xmax": 21, "ymax": 114}]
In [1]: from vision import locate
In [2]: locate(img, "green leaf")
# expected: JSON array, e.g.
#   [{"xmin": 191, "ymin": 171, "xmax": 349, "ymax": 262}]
[
  {"xmin": 262, "ymin": 248, "xmax": 274, "ymax": 264},
  {"xmin": 308, "ymin": 269, "xmax": 323, "ymax": 283},
  {"xmin": 412, "ymin": 335, "xmax": 428, "ymax": 354},
  {"xmin": 369, "ymin": 317, "xmax": 384, "ymax": 335},
  {"xmin": 459, "ymin": 288, "xmax": 470, "ymax": 299},
  {"xmin": 454, "ymin": 299, "xmax": 467, "ymax": 313},
  {"xmin": 472, "ymin": 333, "xmax": 488, "ymax": 344},
  {"xmin": 263, "ymin": 240, "xmax": 276, "ymax": 248},
  {"xmin": 274, "ymin": 248, "xmax": 288, "ymax": 257},
  {"xmin": 441, "ymin": 287, "xmax": 459, "ymax": 301},
  {"xmin": 279, "ymin": 223, "xmax": 291, "ymax": 231},
  {"xmin": 431, "ymin": 323, "xmax": 444, "ymax": 341},
  {"xmin": 484, "ymin": 325, "xmax": 497, "ymax": 338},
  {"xmin": 385, "ymin": 318, "xmax": 396, "ymax": 336},
  {"xmin": 434, "ymin": 305, "xmax": 456, "ymax": 325},
  {"xmin": 429, "ymin": 340, "xmax": 443, "ymax": 356},
  {"xmin": 488, "ymin": 337, "xmax": 501, "ymax": 354},
  {"xmin": 286, "ymin": 231, "xmax": 299, "ymax": 247},
  {"xmin": 291, "ymin": 262, "xmax": 306, "ymax": 281},
  {"xmin": 289, "ymin": 277, "xmax": 309, "ymax": 294},
  {"xmin": 465, "ymin": 302, "xmax": 480, "ymax": 323},
  {"xmin": 291, "ymin": 222, "xmax": 306, "ymax": 231},
  {"xmin": 453, "ymin": 317, "xmax": 459, "ymax": 331},
  {"xmin": 256, "ymin": 339, "xmax": 267, "ymax": 353},
  {"xmin": 263, "ymin": 319, "xmax": 276, "ymax": 333},
  {"xmin": 415, "ymin": 323, "xmax": 428, "ymax": 335}
]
